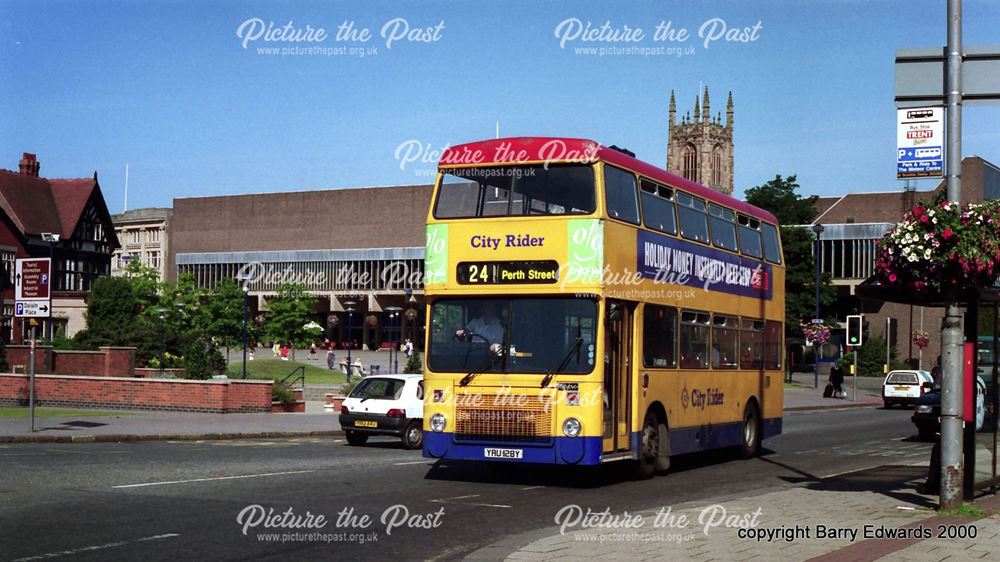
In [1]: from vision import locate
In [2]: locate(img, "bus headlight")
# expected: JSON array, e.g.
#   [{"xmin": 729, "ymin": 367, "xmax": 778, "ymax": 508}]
[
  {"xmin": 430, "ymin": 413, "xmax": 447, "ymax": 433},
  {"xmin": 563, "ymin": 417, "xmax": 581, "ymax": 438}
]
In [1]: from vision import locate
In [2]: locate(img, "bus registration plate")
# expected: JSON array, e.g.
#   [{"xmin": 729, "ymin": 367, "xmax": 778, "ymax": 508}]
[{"xmin": 484, "ymin": 447, "xmax": 523, "ymax": 459}]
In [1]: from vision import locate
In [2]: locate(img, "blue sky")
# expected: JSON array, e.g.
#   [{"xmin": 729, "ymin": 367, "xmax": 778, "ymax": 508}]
[{"xmin": 2, "ymin": 0, "xmax": 999, "ymax": 212}]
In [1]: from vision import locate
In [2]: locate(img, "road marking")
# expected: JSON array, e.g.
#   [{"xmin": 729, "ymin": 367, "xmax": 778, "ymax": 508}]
[
  {"xmin": 112, "ymin": 470, "xmax": 314, "ymax": 489},
  {"xmin": 521, "ymin": 485, "xmax": 546, "ymax": 490},
  {"xmin": 429, "ymin": 494, "xmax": 511, "ymax": 509},
  {"xmin": 13, "ymin": 533, "xmax": 179, "ymax": 561},
  {"xmin": 394, "ymin": 460, "xmax": 434, "ymax": 466}
]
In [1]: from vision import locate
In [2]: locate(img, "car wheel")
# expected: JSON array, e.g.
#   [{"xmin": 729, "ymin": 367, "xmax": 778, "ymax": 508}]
[
  {"xmin": 402, "ymin": 420, "xmax": 423, "ymax": 450},
  {"xmin": 883, "ymin": 400, "xmax": 893, "ymax": 409},
  {"xmin": 739, "ymin": 403, "xmax": 761, "ymax": 459},
  {"xmin": 345, "ymin": 430, "xmax": 368, "ymax": 446},
  {"xmin": 634, "ymin": 411, "xmax": 659, "ymax": 480}
]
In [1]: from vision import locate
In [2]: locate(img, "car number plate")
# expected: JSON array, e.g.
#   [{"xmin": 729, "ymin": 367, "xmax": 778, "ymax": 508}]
[
  {"xmin": 484, "ymin": 447, "xmax": 523, "ymax": 459},
  {"xmin": 355, "ymin": 420, "xmax": 378, "ymax": 428},
  {"xmin": 894, "ymin": 386, "xmax": 910, "ymax": 392}
]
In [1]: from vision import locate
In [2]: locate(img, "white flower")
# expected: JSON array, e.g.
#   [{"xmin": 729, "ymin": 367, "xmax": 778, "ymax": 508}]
[
  {"xmin": 924, "ymin": 249, "xmax": 932, "ymax": 260},
  {"xmin": 908, "ymin": 254, "xmax": 918, "ymax": 262},
  {"xmin": 932, "ymin": 217, "xmax": 938, "ymax": 224},
  {"xmin": 928, "ymin": 209, "xmax": 936, "ymax": 217}
]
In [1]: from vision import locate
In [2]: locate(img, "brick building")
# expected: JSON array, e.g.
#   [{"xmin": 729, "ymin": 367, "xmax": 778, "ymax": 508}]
[
  {"xmin": 0, "ymin": 153, "xmax": 119, "ymax": 343},
  {"xmin": 167, "ymin": 184, "xmax": 433, "ymax": 350},
  {"xmin": 804, "ymin": 156, "xmax": 1000, "ymax": 369}
]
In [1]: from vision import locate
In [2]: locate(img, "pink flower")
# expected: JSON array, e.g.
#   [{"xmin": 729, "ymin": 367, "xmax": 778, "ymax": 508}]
[
  {"xmin": 889, "ymin": 273, "xmax": 897, "ymax": 282},
  {"xmin": 942, "ymin": 227, "xmax": 954, "ymax": 240},
  {"xmin": 920, "ymin": 215, "xmax": 929, "ymax": 223}
]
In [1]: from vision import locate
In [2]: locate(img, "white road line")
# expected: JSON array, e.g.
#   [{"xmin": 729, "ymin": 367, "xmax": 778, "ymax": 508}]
[
  {"xmin": 521, "ymin": 485, "xmax": 546, "ymax": 490},
  {"xmin": 112, "ymin": 470, "xmax": 314, "ymax": 489},
  {"xmin": 13, "ymin": 533, "xmax": 179, "ymax": 561},
  {"xmin": 429, "ymin": 494, "xmax": 511, "ymax": 508},
  {"xmin": 394, "ymin": 460, "xmax": 434, "ymax": 466}
]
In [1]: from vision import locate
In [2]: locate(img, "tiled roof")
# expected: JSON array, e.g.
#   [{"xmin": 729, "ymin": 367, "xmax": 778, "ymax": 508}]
[{"xmin": 0, "ymin": 168, "xmax": 98, "ymax": 238}]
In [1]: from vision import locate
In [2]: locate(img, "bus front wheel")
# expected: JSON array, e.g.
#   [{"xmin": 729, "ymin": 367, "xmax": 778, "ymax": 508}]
[
  {"xmin": 635, "ymin": 411, "xmax": 663, "ymax": 480},
  {"xmin": 739, "ymin": 403, "xmax": 761, "ymax": 459}
]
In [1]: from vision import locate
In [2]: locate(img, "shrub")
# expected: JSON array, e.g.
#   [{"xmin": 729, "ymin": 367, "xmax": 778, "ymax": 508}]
[
  {"xmin": 340, "ymin": 374, "xmax": 362, "ymax": 396},
  {"xmin": 272, "ymin": 381, "xmax": 295, "ymax": 404},
  {"xmin": 404, "ymin": 351, "xmax": 423, "ymax": 374},
  {"xmin": 181, "ymin": 337, "xmax": 226, "ymax": 380}
]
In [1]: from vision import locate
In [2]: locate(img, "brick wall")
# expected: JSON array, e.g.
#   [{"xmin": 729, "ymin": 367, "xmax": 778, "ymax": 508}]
[
  {"xmin": 5, "ymin": 346, "xmax": 135, "ymax": 377},
  {"xmin": 0, "ymin": 374, "xmax": 271, "ymax": 413}
]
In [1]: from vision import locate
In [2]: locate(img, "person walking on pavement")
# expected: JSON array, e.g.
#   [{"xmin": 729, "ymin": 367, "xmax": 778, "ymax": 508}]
[
  {"xmin": 272, "ymin": 341, "xmax": 280, "ymax": 358},
  {"xmin": 829, "ymin": 364, "xmax": 845, "ymax": 399},
  {"xmin": 326, "ymin": 349, "xmax": 337, "ymax": 370}
]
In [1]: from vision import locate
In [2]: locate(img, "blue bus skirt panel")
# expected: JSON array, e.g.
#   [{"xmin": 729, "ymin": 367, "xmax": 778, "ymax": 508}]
[
  {"xmin": 423, "ymin": 433, "xmax": 604, "ymax": 465},
  {"xmin": 668, "ymin": 417, "xmax": 783, "ymax": 456}
]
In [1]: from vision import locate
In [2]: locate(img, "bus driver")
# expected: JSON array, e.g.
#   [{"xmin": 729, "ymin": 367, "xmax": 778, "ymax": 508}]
[{"xmin": 456, "ymin": 302, "xmax": 504, "ymax": 352}]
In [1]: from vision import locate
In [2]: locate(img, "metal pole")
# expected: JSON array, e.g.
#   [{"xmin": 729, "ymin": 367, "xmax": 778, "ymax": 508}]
[
  {"xmin": 242, "ymin": 288, "xmax": 248, "ymax": 379},
  {"xmin": 814, "ymin": 233, "xmax": 821, "ymax": 389},
  {"xmin": 886, "ymin": 317, "xmax": 891, "ymax": 373},
  {"xmin": 159, "ymin": 315, "xmax": 164, "ymax": 377},
  {"xmin": 49, "ymin": 244, "xmax": 55, "ymax": 343},
  {"xmin": 852, "ymin": 348, "xmax": 858, "ymax": 402},
  {"xmin": 940, "ymin": 0, "xmax": 964, "ymax": 510},
  {"xmin": 919, "ymin": 306, "xmax": 925, "ymax": 370},
  {"xmin": 346, "ymin": 311, "xmax": 352, "ymax": 382},
  {"xmin": 28, "ymin": 335, "xmax": 36, "ymax": 432}
]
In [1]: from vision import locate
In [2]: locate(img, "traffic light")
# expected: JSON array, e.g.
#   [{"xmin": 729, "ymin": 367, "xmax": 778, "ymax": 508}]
[{"xmin": 846, "ymin": 315, "xmax": 863, "ymax": 346}]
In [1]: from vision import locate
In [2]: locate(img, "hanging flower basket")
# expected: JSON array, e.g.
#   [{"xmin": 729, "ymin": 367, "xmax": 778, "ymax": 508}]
[
  {"xmin": 801, "ymin": 321, "xmax": 831, "ymax": 346},
  {"xmin": 875, "ymin": 194, "xmax": 1000, "ymax": 293},
  {"xmin": 912, "ymin": 329, "xmax": 930, "ymax": 349}
]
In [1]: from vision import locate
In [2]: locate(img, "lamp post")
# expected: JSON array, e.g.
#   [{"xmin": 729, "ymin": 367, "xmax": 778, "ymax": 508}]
[
  {"xmin": 236, "ymin": 273, "xmax": 253, "ymax": 380},
  {"xmin": 385, "ymin": 306, "xmax": 402, "ymax": 373},
  {"xmin": 344, "ymin": 300, "xmax": 356, "ymax": 381},
  {"xmin": 812, "ymin": 223, "xmax": 825, "ymax": 389},
  {"xmin": 242, "ymin": 285, "xmax": 249, "ymax": 379},
  {"xmin": 157, "ymin": 308, "xmax": 166, "ymax": 377}
]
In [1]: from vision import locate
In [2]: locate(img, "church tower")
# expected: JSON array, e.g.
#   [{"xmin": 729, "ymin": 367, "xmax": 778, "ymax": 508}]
[{"xmin": 666, "ymin": 87, "xmax": 734, "ymax": 196}]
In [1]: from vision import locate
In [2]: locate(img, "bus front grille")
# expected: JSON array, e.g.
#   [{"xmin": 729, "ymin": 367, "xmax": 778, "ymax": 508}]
[{"xmin": 454, "ymin": 395, "xmax": 552, "ymax": 444}]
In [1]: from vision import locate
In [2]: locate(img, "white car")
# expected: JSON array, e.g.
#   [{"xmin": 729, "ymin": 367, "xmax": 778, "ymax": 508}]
[
  {"xmin": 882, "ymin": 370, "xmax": 934, "ymax": 408},
  {"xmin": 338, "ymin": 374, "xmax": 424, "ymax": 449}
]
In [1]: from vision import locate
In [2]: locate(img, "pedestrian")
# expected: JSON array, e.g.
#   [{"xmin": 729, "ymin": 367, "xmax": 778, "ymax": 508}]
[
  {"xmin": 272, "ymin": 341, "xmax": 280, "ymax": 358},
  {"xmin": 281, "ymin": 343, "xmax": 289, "ymax": 361},
  {"xmin": 309, "ymin": 342, "xmax": 318, "ymax": 360},
  {"xmin": 248, "ymin": 349, "xmax": 255, "ymax": 361},
  {"xmin": 829, "ymin": 364, "xmax": 845, "ymax": 399},
  {"xmin": 326, "ymin": 349, "xmax": 337, "ymax": 370},
  {"xmin": 404, "ymin": 339, "xmax": 414, "ymax": 358}
]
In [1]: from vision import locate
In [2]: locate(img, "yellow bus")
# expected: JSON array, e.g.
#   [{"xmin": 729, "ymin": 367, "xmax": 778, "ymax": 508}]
[{"xmin": 421, "ymin": 137, "xmax": 784, "ymax": 477}]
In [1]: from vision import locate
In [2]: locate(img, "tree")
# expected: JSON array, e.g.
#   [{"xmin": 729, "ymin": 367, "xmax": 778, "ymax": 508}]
[
  {"xmin": 123, "ymin": 259, "xmax": 160, "ymax": 314},
  {"xmin": 77, "ymin": 276, "xmax": 142, "ymax": 347},
  {"xmin": 745, "ymin": 175, "xmax": 836, "ymax": 334},
  {"xmin": 264, "ymin": 283, "xmax": 316, "ymax": 360},
  {"xmin": 200, "ymin": 279, "xmax": 247, "ymax": 358}
]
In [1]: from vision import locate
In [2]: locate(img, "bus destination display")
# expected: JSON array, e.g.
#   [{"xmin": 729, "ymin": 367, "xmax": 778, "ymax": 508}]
[{"xmin": 457, "ymin": 260, "xmax": 559, "ymax": 284}]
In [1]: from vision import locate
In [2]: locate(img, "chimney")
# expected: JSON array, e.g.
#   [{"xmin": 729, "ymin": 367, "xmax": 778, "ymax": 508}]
[{"xmin": 18, "ymin": 153, "xmax": 40, "ymax": 176}]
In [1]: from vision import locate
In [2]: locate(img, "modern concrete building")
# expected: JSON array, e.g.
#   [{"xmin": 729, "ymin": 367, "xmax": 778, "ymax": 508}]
[
  {"xmin": 805, "ymin": 156, "xmax": 1000, "ymax": 368},
  {"xmin": 0, "ymin": 152, "xmax": 119, "ymax": 342},
  {"xmin": 167, "ymin": 184, "xmax": 433, "ymax": 350},
  {"xmin": 111, "ymin": 207, "xmax": 172, "ymax": 279}
]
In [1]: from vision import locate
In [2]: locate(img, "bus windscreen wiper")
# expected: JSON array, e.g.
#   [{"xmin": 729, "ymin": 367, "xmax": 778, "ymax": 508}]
[{"xmin": 541, "ymin": 337, "xmax": 583, "ymax": 388}]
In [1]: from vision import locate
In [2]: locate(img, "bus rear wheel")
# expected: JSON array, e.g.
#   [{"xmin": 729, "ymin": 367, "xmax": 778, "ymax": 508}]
[{"xmin": 739, "ymin": 403, "xmax": 761, "ymax": 459}]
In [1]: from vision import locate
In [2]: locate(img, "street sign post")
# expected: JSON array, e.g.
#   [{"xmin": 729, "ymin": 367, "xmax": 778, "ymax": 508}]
[
  {"xmin": 897, "ymin": 107, "xmax": 944, "ymax": 179},
  {"xmin": 14, "ymin": 258, "xmax": 51, "ymax": 319}
]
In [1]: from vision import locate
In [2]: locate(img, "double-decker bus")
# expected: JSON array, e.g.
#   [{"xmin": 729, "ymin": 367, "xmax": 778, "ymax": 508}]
[{"xmin": 421, "ymin": 137, "xmax": 784, "ymax": 477}]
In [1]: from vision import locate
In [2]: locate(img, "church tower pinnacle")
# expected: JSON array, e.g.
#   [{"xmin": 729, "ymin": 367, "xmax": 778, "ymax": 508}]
[{"xmin": 665, "ymin": 87, "xmax": 735, "ymax": 196}]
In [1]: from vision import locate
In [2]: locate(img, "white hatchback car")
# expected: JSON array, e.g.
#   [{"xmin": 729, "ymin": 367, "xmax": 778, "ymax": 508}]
[
  {"xmin": 338, "ymin": 374, "xmax": 424, "ymax": 449},
  {"xmin": 882, "ymin": 370, "xmax": 934, "ymax": 408}
]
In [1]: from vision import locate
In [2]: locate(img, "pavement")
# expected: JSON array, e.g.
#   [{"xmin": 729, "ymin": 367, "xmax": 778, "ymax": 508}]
[{"xmin": 487, "ymin": 469, "xmax": 1000, "ymax": 562}]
